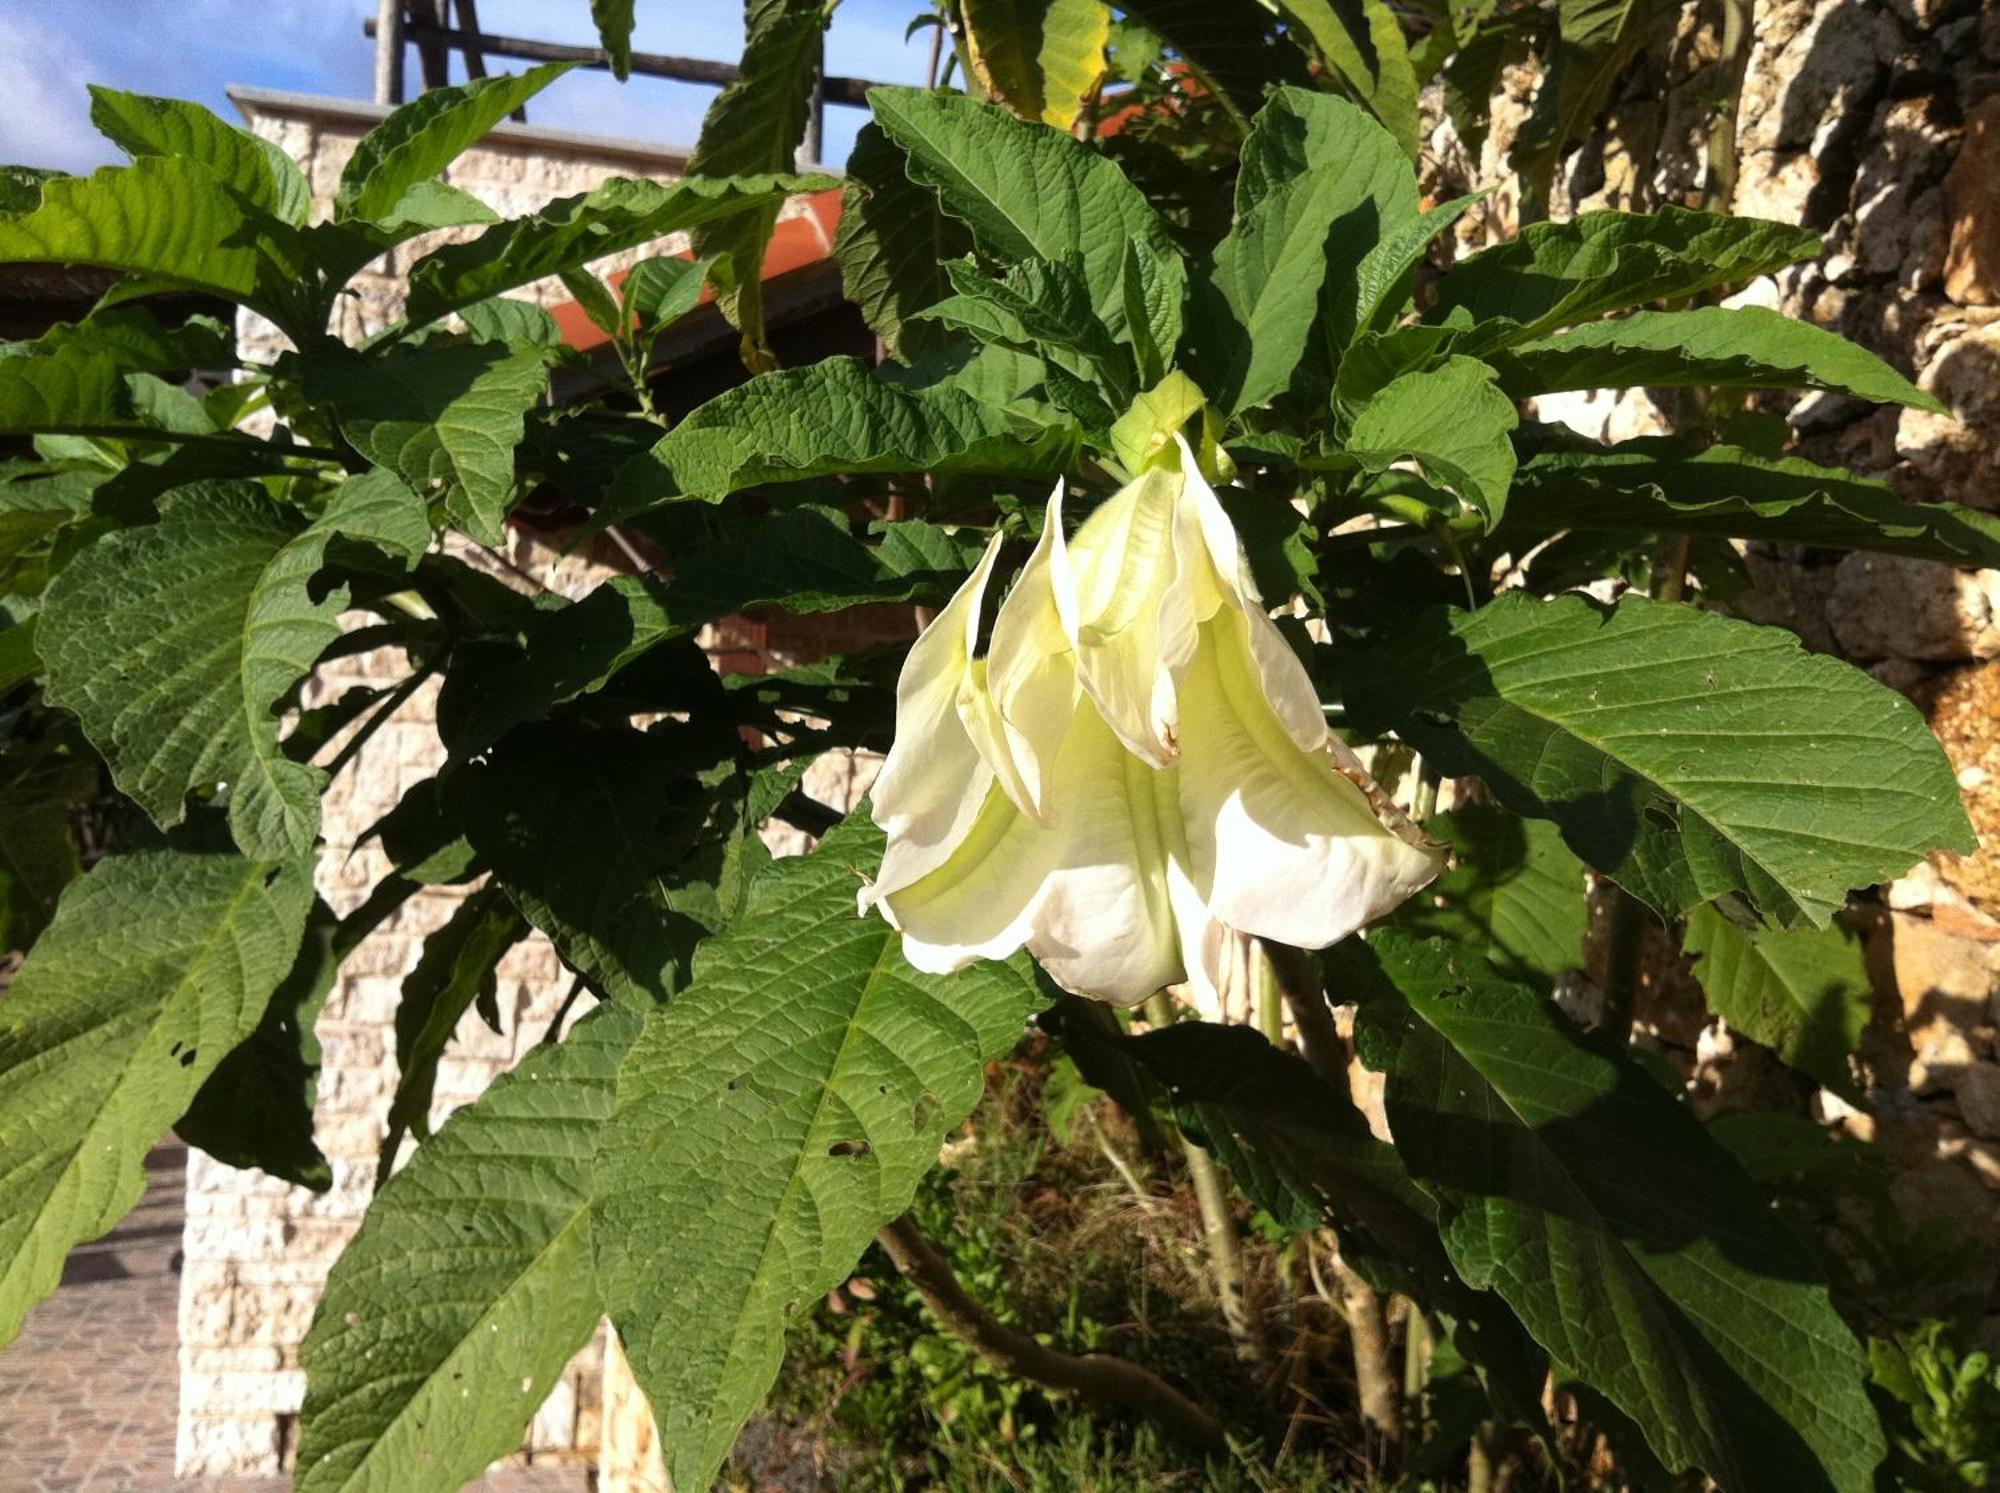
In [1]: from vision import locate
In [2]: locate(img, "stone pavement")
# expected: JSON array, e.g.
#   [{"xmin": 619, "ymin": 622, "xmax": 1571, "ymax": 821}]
[{"xmin": 0, "ymin": 1143, "xmax": 586, "ymax": 1493}]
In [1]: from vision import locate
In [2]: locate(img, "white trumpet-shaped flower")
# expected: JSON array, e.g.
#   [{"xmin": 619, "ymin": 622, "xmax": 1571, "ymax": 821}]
[{"xmin": 863, "ymin": 437, "xmax": 1444, "ymax": 1005}]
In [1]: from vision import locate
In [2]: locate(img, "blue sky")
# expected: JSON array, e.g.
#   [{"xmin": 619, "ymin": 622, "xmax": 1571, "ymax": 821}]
[{"xmin": 1, "ymin": 1, "xmax": 938, "ymax": 174}]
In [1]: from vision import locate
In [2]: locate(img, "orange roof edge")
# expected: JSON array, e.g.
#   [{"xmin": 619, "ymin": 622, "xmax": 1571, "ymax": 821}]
[{"xmin": 551, "ymin": 186, "xmax": 845, "ymax": 354}]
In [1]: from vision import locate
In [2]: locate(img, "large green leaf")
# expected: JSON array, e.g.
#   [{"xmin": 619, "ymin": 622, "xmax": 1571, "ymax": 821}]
[
  {"xmin": 39, "ymin": 482, "xmax": 352, "ymax": 859},
  {"xmin": 0, "ymin": 850, "xmax": 312, "ymax": 1345},
  {"xmin": 962, "ymin": 0, "xmax": 1111, "ymax": 129},
  {"xmin": 87, "ymin": 86, "xmax": 310, "ymax": 224},
  {"xmin": 685, "ymin": 0, "xmax": 833, "ymax": 356},
  {"xmin": 1347, "ymin": 355, "xmax": 1518, "ymax": 525},
  {"xmin": 308, "ymin": 342, "xmax": 550, "ymax": 545},
  {"xmin": 593, "ymin": 818, "xmax": 1045, "ymax": 1492},
  {"xmin": 22, "ymin": 304, "xmax": 236, "ymax": 374},
  {"xmin": 617, "ymin": 356, "xmax": 1078, "ymax": 505},
  {"xmin": 295, "ymin": 1003, "xmax": 640, "ymax": 1493},
  {"xmin": 0, "ymin": 158, "xmax": 307, "ymax": 331},
  {"xmin": 1505, "ymin": 438, "xmax": 2000, "ymax": 567},
  {"xmin": 833, "ymin": 124, "xmax": 975, "ymax": 361},
  {"xmin": 1197, "ymin": 89, "xmax": 1418, "ymax": 415},
  {"xmin": 1359, "ymin": 932, "xmax": 1884, "ymax": 1493},
  {"xmin": 1684, "ymin": 902, "xmax": 1872, "ymax": 1099},
  {"xmin": 379, "ymin": 885, "xmax": 530, "ymax": 1169},
  {"xmin": 1110, "ymin": 0, "xmax": 1314, "ymax": 120},
  {"xmin": 868, "ymin": 87, "xmax": 1184, "ymax": 368},
  {"xmin": 1490, "ymin": 307, "xmax": 1942, "ymax": 409},
  {"xmin": 1337, "ymin": 592, "xmax": 1975, "ymax": 927},
  {"xmin": 0, "ymin": 348, "xmax": 127, "ymax": 434},
  {"xmin": 337, "ymin": 64, "xmax": 572, "ymax": 224},
  {"xmin": 1394, "ymin": 805, "xmax": 1587, "ymax": 982},
  {"xmin": 1276, "ymin": 0, "xmax": 1421, "ymax": 157},
  {"xmin": 401, "ymin": 173, "xmax": 826, "ymax": 328},
  {"xmin": 1432, "ymin": 206, "xmax": 1821, "ymax": 346},
  {"xmin": 448, "ymin": 721, "xmax": 732, "ymax": 1007}
]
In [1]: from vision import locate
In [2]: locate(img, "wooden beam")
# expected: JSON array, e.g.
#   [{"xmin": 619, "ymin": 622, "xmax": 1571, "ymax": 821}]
[
  {"xmin": 372, "ymin": 0, "xmax": 405, "ymax": 105},
  {"xmin": 361, "ymin": 17, "xmax": 881, "ymax": 107}
]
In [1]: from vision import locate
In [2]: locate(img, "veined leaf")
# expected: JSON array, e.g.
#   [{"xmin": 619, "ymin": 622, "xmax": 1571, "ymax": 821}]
[
  {"xmin": 1110, "ymin": 0, "xmax": 1313, "ymax": 121},
  {"xmin": 617, "ymin": 356, "xmax": 1078, "ymax": 505},
  {"xmin": 0, "ymin": 167, "xmax": 62, "ymax": 214},
  {"xmin": 0, "ymin": 850, "xmax": 312, "ymax": 1346},
  {"xmin": 1197, "ymin": 88, "xmax": 1419, "ymax": 415},
  {"xmin": 623, "ymin": 253, "xmax": 715, "ymax": 334},
  {"xmin": 22, "ymin": 305, "xmax": 235, "ymax": 375},
  {"xmin": 1505, "ymin": 438, "xmax": 2000, "ymax": 568},
  {"xmin": 869, "ymin": 87, "xmax": 1184, "ymax": 368},
  {"xmin": 686, "ymin": 0, "xmax": 834, "ymax": 357},
  {"xmin": 1359, "ymin": 932, "xmax": 1884, "ymax": 1493},
  {"xmin": 307, "ymin": 342, "xmax": 551, "ymax": 545},
  {"xmin": 1337, "ymin": 592, "xmax": 1975, "ymax": 927},
  {"xmin": 402, "ymin": 172, "xmax": 828, "ymax": 328},
  {"xmin": 87, "ymin": 85, "xmax": 309, "ymax": 224},
  {"xmin": 1394, "ymin": 805, "xmax": 1587, "ymax": 982},
  {"xmin": 835, "ymin": 124, "xmax": 973, "ymax": 361},
  {"xmin": 0, "ymin": 348, "xmax": 128, "ymax": 434},
  {"xmin": 1433, "ymin": 205, "xmax": 1821, "ymax": 346},
  {"xmin": 39, "ymin": 482, "xmax": 353, "ymax": 860},
  {"xmin": 1491, "ymin": 307, "xmax": 1942, "ymax": 409},
  {"xmin": 337, "ymin": 63, "xmax": 573, "ymax": 223},
  {"xmin": 593, "ymin": 817, "xmax": 1045, "ymax": 1492},
  {"xmin": 295, "ymin": 1003, "xmax": 640, "ymax": 1493},
  {"xmin": 591, "ymin": 0, "xmax": 637, "ymax": 79},
  {"xmin": 0, "ymin": 730, "xmax": 95, "ymax": 951},
  {"xmin": 316, "ymin": 466, "xmax": 432, "ymax": 567},
  {"xmin": 0, "ymin": 157, "xmax": 308, "ymax": 331},
  {"xmin": 1347, "ymin": 355, "xmax": 1518, "ymax": 525},
  {"xmin": 962, "ymin": 0, "xmax": 1112, "ymax": 130},
  {"xmin": 1684, "ymin": 902, "xmax": 1872, "ymax": 1100},
  {"xmin": 1277, "ymin": 0, "xmax": 1421, "ymax": 157}
]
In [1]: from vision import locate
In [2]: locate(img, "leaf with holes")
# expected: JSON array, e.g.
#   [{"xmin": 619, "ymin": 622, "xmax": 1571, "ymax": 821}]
[
  {"xmin": 0, "ymin": 850, "xmax": 311, "ymax": 1346},
  {"xmin": 1359, "ymin": 932, "xmax": 1884, "ymax": 1493},
  {"xmin": 1336, "ymin": 592, "xmax": 1974, "ymax": 927},
  {"xmin": 592, "ymin": 816, "xmax": 1045, "ymax": 1492},
  {"xmin": 295, "ymin": 1003, "xmax": 639, "ymax": 1493}
]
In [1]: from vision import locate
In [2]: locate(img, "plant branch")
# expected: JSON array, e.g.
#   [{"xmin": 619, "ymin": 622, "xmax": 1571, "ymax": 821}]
[
  {"xmin": 1702, "ymin": 0, "xmax": 1753, "ymax": 213},
  {"xmin": 874, "ymin": 1212, "xmax": 1229, "ymax": 1452}
]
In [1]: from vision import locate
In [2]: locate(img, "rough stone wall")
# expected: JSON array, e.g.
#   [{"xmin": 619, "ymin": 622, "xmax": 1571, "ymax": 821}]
[{"xmin": 1423, "ymin": 0, "xmax": 2000, "ymax": 1283}]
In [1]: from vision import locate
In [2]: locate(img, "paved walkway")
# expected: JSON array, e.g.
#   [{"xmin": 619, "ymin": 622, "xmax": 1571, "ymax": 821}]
[{"xmin": 0, "ymin": 1145, "xmax": 584, "ymax": 1493}]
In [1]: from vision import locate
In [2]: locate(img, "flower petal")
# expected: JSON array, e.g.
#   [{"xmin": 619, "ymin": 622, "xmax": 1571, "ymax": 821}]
[
  {"xmin": 868, "ymin": 533, "xmax": 1005, "ymax": 897},
  {"xmin": 985, "ymin": 486, "xmax": 1079, "ymax": 821},
  {"xmin": 1060, "ymin": 465, "xmax": 1184, "ymax": 767},
  {"xmin": 882, "ymin": 704, "xmax": 1192, "ymax": 1005},
  {"xmin": 1177, "ymin": 607, "xmax": 1444, "ymax": 948}
]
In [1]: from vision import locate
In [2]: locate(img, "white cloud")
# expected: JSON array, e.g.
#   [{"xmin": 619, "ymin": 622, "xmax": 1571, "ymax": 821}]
[{"xmin": 0, "ymin": 16, "xmax": 118, "ymax": 171}]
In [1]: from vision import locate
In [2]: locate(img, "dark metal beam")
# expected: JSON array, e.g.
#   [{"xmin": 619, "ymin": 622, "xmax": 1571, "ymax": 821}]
[{"xmin": 360, "ymin": 17, "xmax": 881, "ymax": 107}]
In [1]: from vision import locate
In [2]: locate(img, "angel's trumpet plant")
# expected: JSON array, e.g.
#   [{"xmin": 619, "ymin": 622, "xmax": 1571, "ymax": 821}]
[{"xmin": 862, "ymin": 437, "xmax": 1444, "ymax": 1005}]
